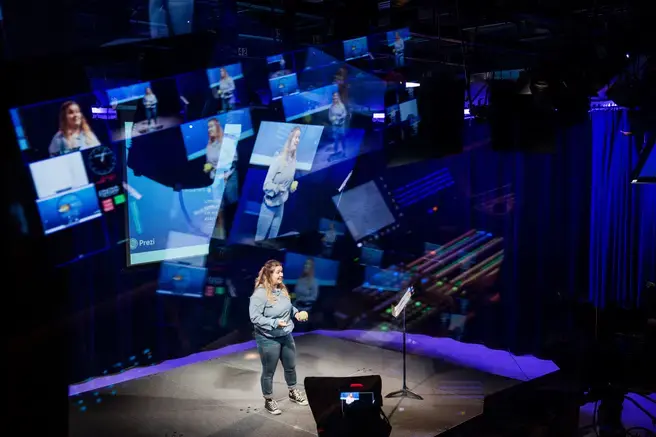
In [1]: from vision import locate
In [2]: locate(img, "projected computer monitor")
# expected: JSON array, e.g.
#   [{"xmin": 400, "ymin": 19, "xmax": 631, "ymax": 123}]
[
  {"xmin": 180, "ymin": 112, "xmax": 250, "ymax": 160},
  {"xmin": 343, "ymin": 37, "xmax": 369, "ymax": 61},
  {"xmin": 270, "ymin": 73, "xmax": 300, "ymax": 100},
  {"xmin": 386, "ymin": 105, "xmax": 400, "ymax": 126},
  {"xmin": 36, "ymin": 184, "xmax": 102, "ymax": 235},
  {"xmin": 332, "ymin": 181, "xmax": 396, "ymax": 242},
  {"xmin": 156, "ymin": 262, "xmax": 208, "ymax": 298}
]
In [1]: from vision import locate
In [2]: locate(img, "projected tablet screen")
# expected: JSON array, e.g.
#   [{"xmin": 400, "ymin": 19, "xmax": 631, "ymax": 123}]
[{"xmin": 332, "ymin": 181, "xmax": 395, "ymax": 241}]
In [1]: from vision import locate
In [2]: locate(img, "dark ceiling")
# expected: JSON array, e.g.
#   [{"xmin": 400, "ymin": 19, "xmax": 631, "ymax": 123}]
[{"xmin": 235, "ymin": 0, "xmax": 648, "ymax": 76}]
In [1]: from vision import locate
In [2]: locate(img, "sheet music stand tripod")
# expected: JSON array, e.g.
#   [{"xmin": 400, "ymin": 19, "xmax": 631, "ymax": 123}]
[{"xmin": 385, "ymin": 287, "xmax": 423, "ymax": 400}]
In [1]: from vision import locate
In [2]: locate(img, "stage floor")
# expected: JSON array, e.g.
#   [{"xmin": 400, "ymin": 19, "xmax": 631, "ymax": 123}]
[{"xmin": 69, "ymin": 331, "xmax": 553, "ymax": 437}]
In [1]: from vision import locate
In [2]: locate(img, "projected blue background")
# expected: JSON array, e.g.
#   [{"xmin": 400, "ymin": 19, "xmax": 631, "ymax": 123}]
[
  {"xmin": 207, "ymin": 63, "xmax": 244, "ymax": 87},
  {"xmin": 37, "ymin": 184, "xmax": 102, "ymax": 234},
  {"xmin": 250, "ymin": 122, "xmax": 323, "ymax": 171},
  {"xmin": 157, "ymin": 262, "xmax": 208, "ymax": 298},
  {"xmin": 270, "ymin": 74, "xmax": 299, "ymax": 100},
  {"xmin": 637, "ymin": 145, "xmax": 656, "ymax": 178},
  {"xmin": 180, "ymin": 109, "xmax": 253, "ymax": 159},
  {"xmin": 283, "ymin": 84, "xmax": 338, "ymax": 122},
  {"xmin": 106, "ymin": 82, "xmax": 152, "ymax": 104},
  {"xmin": 284, "ymin": 253, "xmax": 340, "ymax": 286},
  {"xmin": 386, "ymin": 28, "xmax": 411, "ymax": 45},
  {"xmin": 344, "ymin": 37, "xmax": 369, "ymax": 61}
]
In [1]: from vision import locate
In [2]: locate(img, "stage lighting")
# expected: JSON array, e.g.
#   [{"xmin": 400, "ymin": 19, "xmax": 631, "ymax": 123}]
[{"xmin": 405, "ymin": 81, "xmax": 420, "ymax": 88}]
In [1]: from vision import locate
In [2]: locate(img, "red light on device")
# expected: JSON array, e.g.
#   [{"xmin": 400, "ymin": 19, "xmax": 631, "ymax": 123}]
[{"xmin": 350, "ymin": 383, "xmax": 364, "ymax": 388}]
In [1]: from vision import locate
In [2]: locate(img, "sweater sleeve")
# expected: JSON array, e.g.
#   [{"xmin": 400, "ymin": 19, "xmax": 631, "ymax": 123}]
[{"xmin": 249, "ymin": 288, "xmax": 278, "ymax": 330}]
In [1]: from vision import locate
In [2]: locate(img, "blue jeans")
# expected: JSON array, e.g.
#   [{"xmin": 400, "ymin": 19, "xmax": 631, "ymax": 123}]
[
  {"xmin": 149, "ymin": 0, "xmax": 194, "ymax": 39},
  {"xmin": 255, "ymin": 201, "xmax": 284, "ymax": 241},
  {"xmin": 396, "ymin": 54, "xmax": 405, "ymax": 67},
  {"xmin": 254, "ymin": 332, "xmax": 297, "ymax": 398},
  {"xmin": 145, "ymin": 106, "xmax": 157, "ymax": 125}
]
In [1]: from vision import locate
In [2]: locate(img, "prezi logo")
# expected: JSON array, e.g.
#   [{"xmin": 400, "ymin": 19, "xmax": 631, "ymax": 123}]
[{"xmin": 129, "ymin": 238, "xmax": 139, "ymax": 250}]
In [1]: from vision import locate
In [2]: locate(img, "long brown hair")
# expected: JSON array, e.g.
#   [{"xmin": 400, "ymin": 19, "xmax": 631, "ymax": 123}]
[
  {"xmin": 300, "ymin": 258, "xmax": 315, "ymax": 279},
  {"xmin": 207, "ymin": 118, "xmax": 223, "ymax": 144},
  {"xmin": 280, "ymin": 126, "xmax": 300, "ymax": 162},
  {"xmin": 254, "ymin": 259, "xmax": 289, "ymax": 302},
  {"xmin": 58, "ymin": 101, "xmax": 94, "ymax": 146}
]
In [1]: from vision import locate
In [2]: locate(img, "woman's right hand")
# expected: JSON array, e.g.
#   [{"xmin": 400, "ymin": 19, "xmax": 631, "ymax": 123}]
[
  {"xmin": 203, "ymin": 163, "xmax": 213, "ymax": 173},
  {"xmin": 277, "ymin": 319, "xmax": 288, "ymax": 327}
]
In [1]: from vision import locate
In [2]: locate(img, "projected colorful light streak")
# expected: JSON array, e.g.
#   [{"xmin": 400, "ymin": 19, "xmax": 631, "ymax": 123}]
[
  {"xmin": 390, "ymin": 168, "xmax": 454, "ymax": 208},
  {"xmin": 348, "ymin": 229, "xmax": 504, "ymax": 333}
]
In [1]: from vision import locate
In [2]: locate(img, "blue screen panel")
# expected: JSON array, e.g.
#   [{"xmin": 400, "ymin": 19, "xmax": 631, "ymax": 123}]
[
  {"xmin": 36, "ymin": 183, "xmax": 102, "ymax": 235},
  {"xmin": 282, "ymin": 84, "xmax": 338, "ymax": 122},
  {"xmin": 126, "ymin": 166, "xmax": 219, "ymax": 265},
  {"xmin": 284, "ymin": 253, "xmax": 340, "ymax": 286},
  {"xmin": 106, "ymin": 82, "xmax": 152, "ymax": 105},
  {"xmin": 180, "ymin": 109, "xmax": 253, "ymax": 160},
  {"xmin": 399, "ymin": 99, "xmax": 419, "ymax": 122},
  {"xmin": 343, "ymin": 37, "xmax": 369, "ymax": 61},
  {"xmin": 270, "ymin": 73, "xmax": 300, "ymax": 100},
  {"xmin": 156, "ymin": 262, "xmax": 207, "ymax": 298},
  {"xmin": 638, "ymin": 145, "xmax": 656, "ymax": 179},
  {"xmin": 386, "ymin": 28, "xmax": 411, "ymax": 46},
  {"xmin": 207, "ymin": 63, "xmax": 244, "ymax": 88},
  {"xmin": 250, "ymin": 122, "xmax": 323, "ymax": 171},
  {"xmin": 267, "ymin": 54, "xmax": 284, "ymax": 64}
]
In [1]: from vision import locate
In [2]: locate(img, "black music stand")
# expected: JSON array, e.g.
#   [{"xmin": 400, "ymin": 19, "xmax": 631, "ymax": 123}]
[{"xmin": 385, "ymin": 287, "xmax": 423, "ymax": 400}]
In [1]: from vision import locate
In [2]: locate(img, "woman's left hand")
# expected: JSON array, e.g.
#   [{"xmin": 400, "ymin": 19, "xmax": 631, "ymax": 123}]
[
  {"xmin": 290, "ymin": 180, "xmax": 299, "ymax": 193},
  {"xmin": 295, "ymin": 311, "xmax": 309, "ymax": 322}
]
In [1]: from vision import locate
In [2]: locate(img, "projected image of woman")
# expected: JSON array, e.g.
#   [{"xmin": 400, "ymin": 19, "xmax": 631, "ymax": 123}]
[
  {"xmin": 204, "ymin": 118, "xmax": 239, "ymax": 239},
  {"xmin": 215, "ymin": 68, "xmax": 236, "ymax": 113},
  {"xmin": 249, "ymin": 260, "xmax": 309, "ymax": 415},
  {"xmin": 329, "ymin": 92, "xmax": 348, "ymax": 161},
  {"xmin": 295, "ymin": 258, "xmax": 319, "ymax": 312},
  {"xmin": 143, "ymin": 87, "xmax": 158, "ymax": 129},
  {"xmin": 393, "ymin": 32, "xmax": 405, "ymax": 67},
  {"xmin": 49, "ymin": 101, "xmax": 101, "ymax": 157},
  {"xmin": 254, "ymin": 127, "xmax": 301, "ymax": 241}
]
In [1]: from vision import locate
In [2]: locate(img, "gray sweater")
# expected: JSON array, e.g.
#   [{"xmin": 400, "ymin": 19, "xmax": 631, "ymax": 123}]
[
  {"xmin": 262, "ymin": 157, "xmax": 296, "ymax": 207},
  {"xmin": 249, "ymin": 287, "xmax": 298, "ymax": 338}
]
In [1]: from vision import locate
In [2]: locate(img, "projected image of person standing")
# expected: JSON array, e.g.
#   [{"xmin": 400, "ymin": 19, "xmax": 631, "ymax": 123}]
[
  {"xmin": 204, "ymin": 118, "xmax": 238, "ymax": 239},
  {"xmin": 254, "ymin": 127, "xmax": 300, "ymax": 241},
  {"xmin": 249, "ymin": 260, "xmax": 309, "ymax": 415},
  {"xmin": 393, "ymin": 32, "xmax": 405, "ymax": 67},
  {"xmin": 329, "ymin": 92, "xmax": 348, "ymax": 161}
]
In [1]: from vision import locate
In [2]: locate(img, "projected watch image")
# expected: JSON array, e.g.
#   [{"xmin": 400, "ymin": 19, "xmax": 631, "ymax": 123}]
[
  {"xmin": 87, "ymin": 145, "xmax": 116, "ymax": 176},
  {"xmin": 57, "ymin": 193, "xmax": 83, "ymax": 224}
]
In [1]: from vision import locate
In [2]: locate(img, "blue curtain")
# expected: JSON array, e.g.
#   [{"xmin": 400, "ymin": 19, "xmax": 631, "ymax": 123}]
[{"xmin": 589, "ymin": 111, "xmax": 656, "ymax": 308}]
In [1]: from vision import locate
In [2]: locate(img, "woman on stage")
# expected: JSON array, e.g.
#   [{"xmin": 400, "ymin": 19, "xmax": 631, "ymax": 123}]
[
  {"xmin": 204, "ymin": 118, "xmax": 239, "ymax": 239},
  {"xmin": 249, "ymin": 259, "xmax": 309, "ymax": 415},
  {"xmin": 49, "ymin": 101, "xmax": 100, "ymax": 157},
  {"xmin": 329, "ymin": 92, "xmax": 348, "ymax": 161},
  {"xmin": 217, "ymin": 68, "xmax": 236, "ymax": 112},
  {"xmin": 254, "ymin": 126, "xmax": 301, "ymax": 241},
  {"xmin": 143, "ymin": 87, "xmax": 158, "ymax": 129}
]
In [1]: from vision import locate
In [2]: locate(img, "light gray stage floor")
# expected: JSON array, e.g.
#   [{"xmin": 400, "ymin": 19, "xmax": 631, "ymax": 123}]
[{"xmin": 69, "ymin": 334, "xmax": 520, "ymax": 437}]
